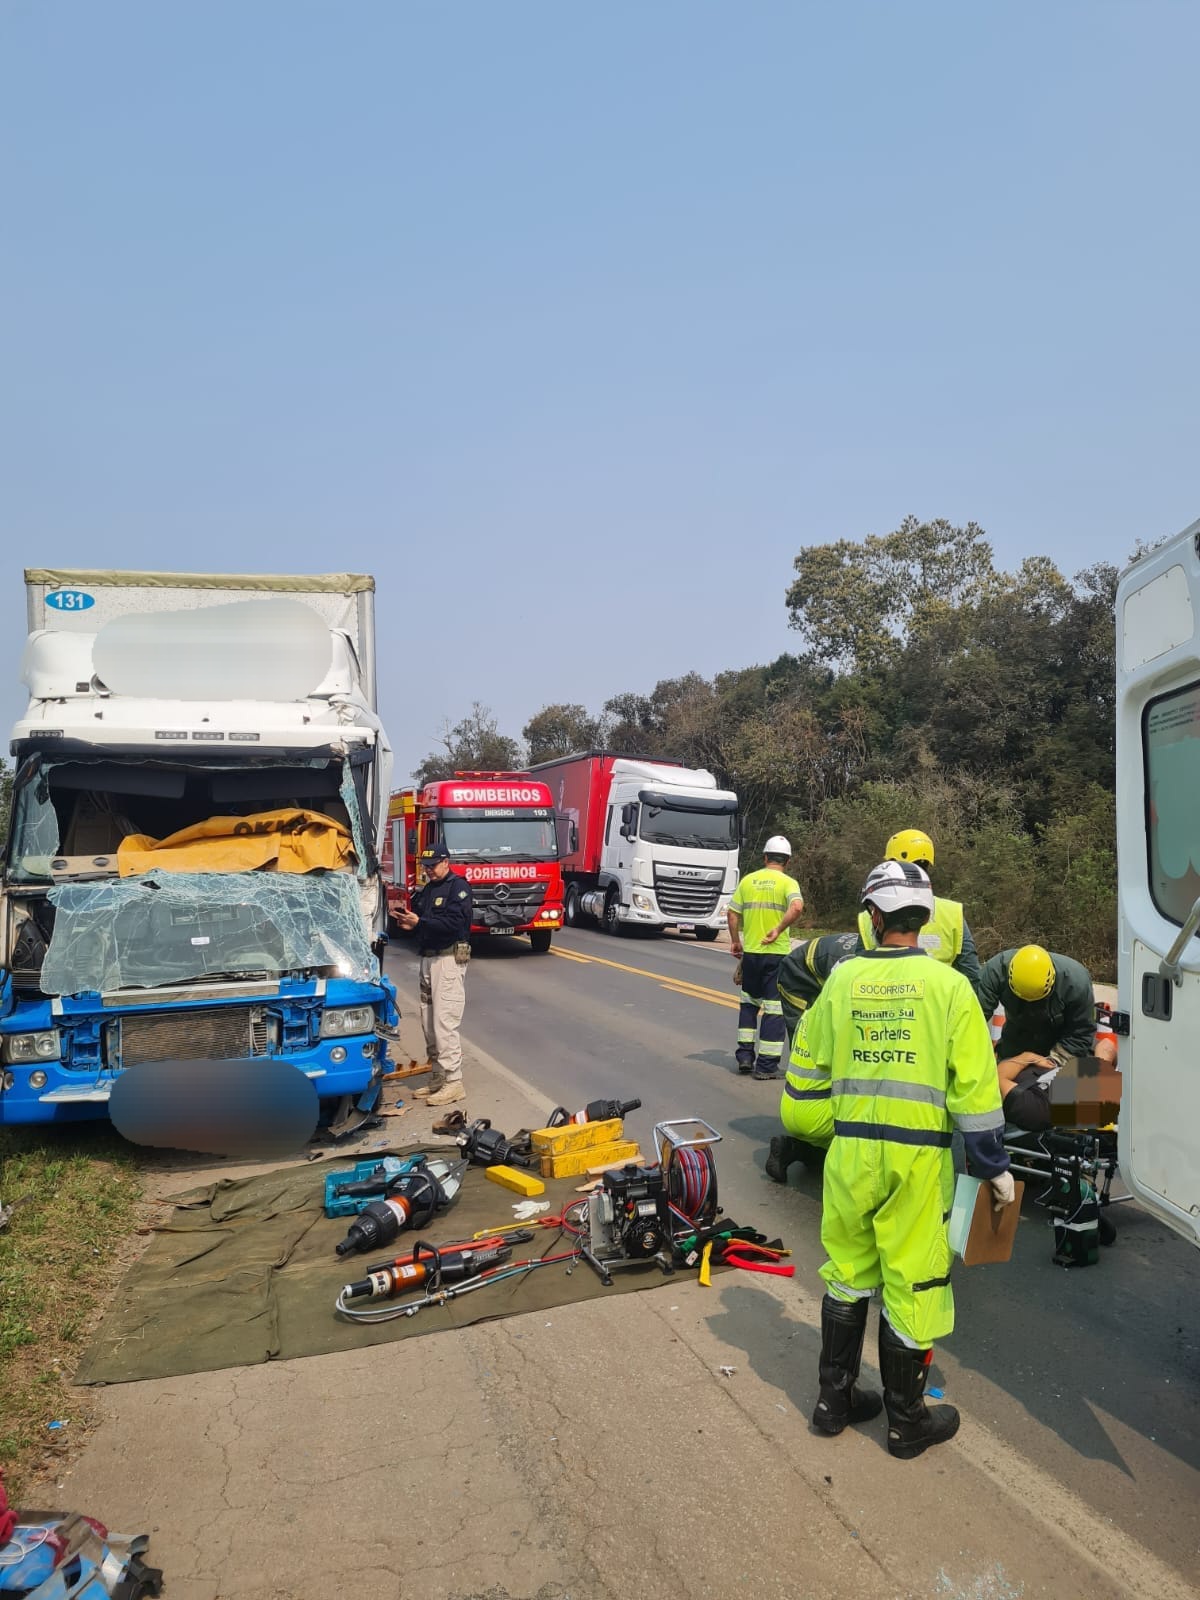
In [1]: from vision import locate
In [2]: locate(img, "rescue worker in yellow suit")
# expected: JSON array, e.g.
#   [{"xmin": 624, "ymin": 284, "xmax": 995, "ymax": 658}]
[
  {"xmin": 768, "ymin": 932, "xmax": 861, "ymax": 1183},
  {"xmin": 795, "ymin": 860, "xmax": 1015, "ymax": 1458},
  {"xmin": 857, "ymin": 829, "xmax": 982, "ymax": 996},
  {"xmin": 727, "ymin": 836, "xmax": 806, "ymax": 1080}
]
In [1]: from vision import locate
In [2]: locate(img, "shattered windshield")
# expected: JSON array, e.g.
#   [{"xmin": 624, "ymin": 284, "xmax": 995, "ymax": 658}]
[
  {"xmin": 41, "ymin": 871, "xmax": 377, "ymax": 995},
  {"xmin": 5, "ymin": 756, "xmax": 369, "ymax": 883}
]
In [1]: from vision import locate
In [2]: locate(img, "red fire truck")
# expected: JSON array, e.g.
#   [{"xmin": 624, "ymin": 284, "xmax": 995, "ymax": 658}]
[{"xmin": 382, "ymin": 772, "xmax": 564, "ymax": 954}]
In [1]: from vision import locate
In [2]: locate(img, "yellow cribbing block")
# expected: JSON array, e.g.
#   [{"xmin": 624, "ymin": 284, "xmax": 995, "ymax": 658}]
[
  {"xmin": 529, "ymin": 1118, "xmax": 624, "ymax": 1156},
  {"xmin": 539, "ymin": 1140, "xmax": 640, "ymax": 1180},
  {"xmin": 699, "ymin": 1241, "xmax": 713, "ymax": 1288},
  {"xmin": 485, "ymin": 1166, "xmax": 546, "ymax": 1197}
]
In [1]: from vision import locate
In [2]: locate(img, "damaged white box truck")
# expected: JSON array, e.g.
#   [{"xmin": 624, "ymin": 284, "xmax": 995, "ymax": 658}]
[{"xmin": 0, "ymin": 569, "xmax": 396, "ymax": 1131}]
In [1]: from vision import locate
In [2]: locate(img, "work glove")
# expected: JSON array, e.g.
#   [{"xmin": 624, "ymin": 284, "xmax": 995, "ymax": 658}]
[{"xmin": 990, "ymin": 1171, "xmax": 1016, "ymax": 1211}]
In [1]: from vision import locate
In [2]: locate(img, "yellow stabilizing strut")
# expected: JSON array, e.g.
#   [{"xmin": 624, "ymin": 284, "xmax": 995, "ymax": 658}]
[{"xmin": 699, "ymin": 1241, "xmax": 714, "ymax": 1288}]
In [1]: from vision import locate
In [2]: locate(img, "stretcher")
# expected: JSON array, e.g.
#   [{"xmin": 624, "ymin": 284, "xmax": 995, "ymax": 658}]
[{"xmin": 1002, "ymin": 1124, "xmax": 1132, "ymax": 1265}]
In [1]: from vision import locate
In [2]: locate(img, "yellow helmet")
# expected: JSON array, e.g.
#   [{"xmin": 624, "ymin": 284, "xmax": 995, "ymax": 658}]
[
  {"xmin": 1009, "ymin": 944, "xmax": 1055, "ymax": 1002},
  {"xmin": 885, "ymin": 828, "xmax": 935, "ymax": 869}
]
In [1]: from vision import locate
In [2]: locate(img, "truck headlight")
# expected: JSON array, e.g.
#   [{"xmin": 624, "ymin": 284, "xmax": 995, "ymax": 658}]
[
  {"xmin": 320, "ymin": 1006, "xmax": 375, "ymax": 1038},
  {"xmin": 3, "ymin": 1030, "xmax": 62, "ymax": 1063},
  {"xmin": 632, "ymin": 893, "xmax": 652, "ymax": 911},
  {"xmin": 30, "ymin": 1070, "xmax": 48, "ymax": 1089}
]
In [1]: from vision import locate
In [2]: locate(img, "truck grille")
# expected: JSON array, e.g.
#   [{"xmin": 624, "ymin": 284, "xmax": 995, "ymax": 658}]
[
  {"xmin": 117, "ymin": 1006, "xmax": 270, "ymax": 1067},
  {"xmin": 653, "ymin": 875, "xmax": 721, "ymax": 919},
  {"xmin": 471, "ymin": 882, "xmax": 547, "ymax": 928}
]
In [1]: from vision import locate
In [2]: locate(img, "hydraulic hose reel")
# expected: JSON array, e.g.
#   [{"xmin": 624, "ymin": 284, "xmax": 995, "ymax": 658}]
[
  {"xmin": 582, "ymin": 1118, "xmax": 722, "ymax": 1286},
  {"xmin": 654, "ymin": 1118, "xmax": 722, "ymax": 1231}
]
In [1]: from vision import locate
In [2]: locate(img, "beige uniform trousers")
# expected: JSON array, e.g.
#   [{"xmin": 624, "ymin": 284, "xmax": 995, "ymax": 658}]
[{"xmin": 419, "ymin": 951, "xmax": 466, "ymax": 1084}]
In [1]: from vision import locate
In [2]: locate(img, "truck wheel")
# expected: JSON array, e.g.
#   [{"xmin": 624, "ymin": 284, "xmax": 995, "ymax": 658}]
[
  {"xmin": 695, "ymin": 926, "xmax": 720, "ymax": 942},
  {"xmin": 529, "ymin": 930, "xmax": 553, "ymax": 954},
  {"xmin": 603, "ymin": 889, "xmax": 624, "ymax": 936},
  {"xmin": 564, "ymin": 884, "xmax": 582, "ymax": 927}
]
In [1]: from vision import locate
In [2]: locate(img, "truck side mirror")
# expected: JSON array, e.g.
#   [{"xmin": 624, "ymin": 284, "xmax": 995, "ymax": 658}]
[{"xmin": 569, "ymin": 821, "xmax": 579, "ymax": 853}]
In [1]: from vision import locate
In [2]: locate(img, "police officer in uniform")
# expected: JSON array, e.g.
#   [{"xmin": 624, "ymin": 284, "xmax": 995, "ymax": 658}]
[{"xmin": 400, "ymin": 842, "xmax": 474, "ymax": 1107}]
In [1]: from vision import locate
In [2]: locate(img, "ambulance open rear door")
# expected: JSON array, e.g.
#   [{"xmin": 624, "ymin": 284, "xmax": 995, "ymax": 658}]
[{"xmin": 1116, "ymin": 514, "xmax": 1200, "ymax": 1247}]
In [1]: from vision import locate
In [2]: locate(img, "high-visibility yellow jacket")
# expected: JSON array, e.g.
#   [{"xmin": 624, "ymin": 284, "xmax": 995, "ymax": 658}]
[
  {"xmin": 730, "ymin": 867, "xmax": 804, "ymax": 954},
  {"xmin": 788, "ymin": 946, "xmax": 1006, "ymax": 1170},
  {"xmin": 858, "ymin": 895, "xmax": 982, "ymax": 995}
]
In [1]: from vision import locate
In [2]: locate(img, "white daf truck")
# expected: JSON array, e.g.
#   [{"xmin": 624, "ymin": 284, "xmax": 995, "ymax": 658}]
[
  {"xmin": 529, "ymin": 751, "xmax": 740, "ymax": 938},
  {"xmin": 1115, "ymin": 516, "xmax": 1200, "ymax": 1247}
]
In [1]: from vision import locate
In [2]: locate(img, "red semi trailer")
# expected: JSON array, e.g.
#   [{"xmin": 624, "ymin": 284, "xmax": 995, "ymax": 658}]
[
  {"xmin": 382, "ymin": 772, "xmax": 564, "ymax": 954},
  {"xmin": 528, "ymin": 751, "xmax": 739, "ymax": 937}
]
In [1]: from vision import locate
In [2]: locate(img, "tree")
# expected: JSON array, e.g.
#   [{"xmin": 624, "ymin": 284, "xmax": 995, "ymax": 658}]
[
  {"xmin": 413, "ymin": 703, "xmax": 524, "ymax": 786},
  {"xmin": 522, "ymin": 703, "xmax": 603, "ymax": 765},
  {"xmin": 786, "ymin": 515, "xmax": 995, "ymax": 672},
  {"xmin": 601, "ymin": 691, "xmax": 660, "ymax": 755}
]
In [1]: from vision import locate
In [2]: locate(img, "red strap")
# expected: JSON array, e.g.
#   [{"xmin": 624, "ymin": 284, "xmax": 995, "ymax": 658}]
[
  {"xmin": 723, "ymin": 1249, "xmax": 796, "ymax": 1278},
  {"xmin": 0, "ymin": 1469, "xmax": 16, "ymax": 1545}
]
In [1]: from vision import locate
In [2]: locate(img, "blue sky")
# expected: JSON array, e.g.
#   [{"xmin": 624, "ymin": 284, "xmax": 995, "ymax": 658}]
[{"xmin": 2, "ymin": 2, "xmax": 1198, "ymax": 781}]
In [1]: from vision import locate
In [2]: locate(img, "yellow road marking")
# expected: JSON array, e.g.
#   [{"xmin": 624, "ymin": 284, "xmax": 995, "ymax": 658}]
[
  {"xmin": 657, "ymin": 983, "xmax": 739, "ymax": 1010},
  {"xmin": 553, "ymin": 946, "xmax": 733, "ymax": 996},
  {"xmin": 552, "ymin": 945, "xmax": 743, "ymax": 1009},
  {"xmin": 650, "ymin": 973, "xmax": 741, "ymax": 1003}
]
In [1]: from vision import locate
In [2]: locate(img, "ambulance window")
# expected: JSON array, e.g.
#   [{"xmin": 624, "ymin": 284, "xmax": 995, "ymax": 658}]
[{"xmin": 1143, "ymin": 679, "xmax": 1200, "ymax": 925}]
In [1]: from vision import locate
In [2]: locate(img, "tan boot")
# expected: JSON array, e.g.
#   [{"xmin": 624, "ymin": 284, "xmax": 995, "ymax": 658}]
[
  {"xmin": 412, "ymin": 1072, "xmax": 445, "ymax": 1100},
  {"xmin": 425, "ymin": 1081, "xmax": 466, "ymax": 1106}
]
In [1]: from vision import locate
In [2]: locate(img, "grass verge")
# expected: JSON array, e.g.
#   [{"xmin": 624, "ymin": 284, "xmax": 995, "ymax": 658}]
[{"xmin": 0, "ymin": 1127, "xmax": 142, "ymax": 1500}]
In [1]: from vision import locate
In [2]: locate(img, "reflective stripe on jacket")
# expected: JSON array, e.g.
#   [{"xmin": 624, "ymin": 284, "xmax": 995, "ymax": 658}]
[
  {"xmin": 730, "ymin": 867, "xmax": 804, "ymax": 954},
  {"xmin": 791, "ymin": 947, "xmax": 1003, "ymax": 1149}
]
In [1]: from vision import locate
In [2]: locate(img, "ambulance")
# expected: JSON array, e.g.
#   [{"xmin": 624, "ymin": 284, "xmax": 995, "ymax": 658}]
[{"xmin": 1116, "ymin": 515, "xmax": 1200, "ymax": 1246}]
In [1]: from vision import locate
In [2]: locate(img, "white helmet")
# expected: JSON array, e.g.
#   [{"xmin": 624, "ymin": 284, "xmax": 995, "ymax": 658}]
[
  {"xmin": 764, "ymin": 835, "xmax": 792, "ymax": 858},
  {"xmin": 861, "ymin": 859, "xmax": 933, "ymax": 918}
]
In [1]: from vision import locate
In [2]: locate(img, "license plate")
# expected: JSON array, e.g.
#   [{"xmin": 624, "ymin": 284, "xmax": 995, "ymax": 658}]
[
  {"xmin": 676, "ymin": 923, "xmax": 695, "ymax": 932},
  {"xmin": 490, "ymin": 926, "xmax": 516, "ymax": 936}
]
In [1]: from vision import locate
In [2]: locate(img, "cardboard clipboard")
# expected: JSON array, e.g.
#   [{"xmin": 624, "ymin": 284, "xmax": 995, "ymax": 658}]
[{"xmin": 948, "ymin": 1173, "xmax": 1024, "ymax": 1265}]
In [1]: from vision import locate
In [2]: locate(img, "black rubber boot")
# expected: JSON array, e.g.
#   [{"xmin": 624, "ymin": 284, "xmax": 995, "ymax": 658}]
[
  {"xmin": 735, "ymin": 1049, "xmax": 755, "ymax": 1075},
  {"xmin": 765, "ymin": 1136, "xmax": 800, "ymax": 1183},
  {"xmin": 811, "ymin": 1295, "xmax": 883, "ymax": 1435},
  {"xmin": 879, "ymin": 1317, "xmax": 960, "ymax": 1460}
]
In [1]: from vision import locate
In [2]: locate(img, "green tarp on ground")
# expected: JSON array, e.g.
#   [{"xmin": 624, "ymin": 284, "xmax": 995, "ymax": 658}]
[{"xmin": 77, "ymin": 1146, "xmax": 678, "ymax": 1384}]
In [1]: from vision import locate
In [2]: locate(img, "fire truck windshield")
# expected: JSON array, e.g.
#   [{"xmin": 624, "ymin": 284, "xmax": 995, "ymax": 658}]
[{"xmin": 442, "ymin": 814, "xmax": 558, "ymax": 861}]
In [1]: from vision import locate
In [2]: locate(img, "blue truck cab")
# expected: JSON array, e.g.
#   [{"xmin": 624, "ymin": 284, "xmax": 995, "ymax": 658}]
[{"xmin": 0, "ymin": 569, "xmax": 397, "ymax": 1129}]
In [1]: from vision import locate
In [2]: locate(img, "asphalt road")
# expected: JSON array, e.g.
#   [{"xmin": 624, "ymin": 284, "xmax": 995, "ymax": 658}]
[{"xmin": 388, "ymin": 924, "xmax": 1200, "ymax": 1590}]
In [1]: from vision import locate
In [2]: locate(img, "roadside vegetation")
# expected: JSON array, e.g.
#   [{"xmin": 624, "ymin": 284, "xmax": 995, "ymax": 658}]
[
  {"xmin": 0, "ymin": 1129, "xmax": 142, "ymax": 1498},
  {"xmin": 422, "ymin": 517, "xmax": 1120, "ymax": 977}
]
